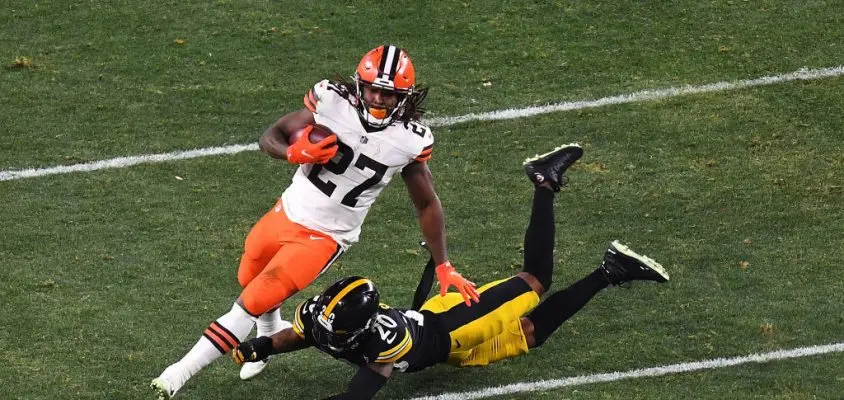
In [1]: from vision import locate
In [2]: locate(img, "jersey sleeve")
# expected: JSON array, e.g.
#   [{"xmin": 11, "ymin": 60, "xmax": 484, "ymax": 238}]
[
  {"xmin": 364, "ymin": 308, "xmax": 414, "ymax": 364},
  {"xmin": 415, "ymin": 143, "xmax": 433, "ymax": 162},
  {"xmin": 375, "ymin": 327, "xmax": 413, "ymax": 363},
  {"xmin": 303, "ymin": 79, "xmax": 350, "ymax": 115},
  {"xmin": 303, "ymin": 79, "xmax": 332, "ymax": 114},
  {"xmin": 409, "ymin": 123, "xmax": 435, "ymax": 162}
]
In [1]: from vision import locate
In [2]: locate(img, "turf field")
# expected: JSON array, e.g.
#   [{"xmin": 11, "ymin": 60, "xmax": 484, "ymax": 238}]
[{"xmin": 2, "ymin": 1, "xmax": 842, "ymax": 399}]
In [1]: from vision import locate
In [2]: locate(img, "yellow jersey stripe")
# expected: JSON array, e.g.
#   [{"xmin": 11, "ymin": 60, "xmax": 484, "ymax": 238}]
[
  {"xmin": 377, "ymin": 328, "xmax": 412, "ymax": 362},
  {"xmin": 323, "ymin": 278, "xmax": 369, "ymax": 319}
]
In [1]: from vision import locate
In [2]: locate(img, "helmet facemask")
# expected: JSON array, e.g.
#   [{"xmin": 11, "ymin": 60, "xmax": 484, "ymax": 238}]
[
  {"xmin": 312, "ymin": 312, "xmax": 375, "ymax": 352},
  {"xmin": 354, "ymin": 75, "xmax": 411, "ymax": 129}
]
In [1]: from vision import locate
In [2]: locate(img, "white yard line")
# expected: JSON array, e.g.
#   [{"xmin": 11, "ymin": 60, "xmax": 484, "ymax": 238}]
[
  {"xmin": 0, "ymin": 144, "xmax": 258, "ymax": 182},
  {"xmin": 2, "ymin": 65, "xmax": 842, "ymax": 182},
  {"xmin": 407, "ymin": 342, "xmax": 844, "ymax": 400}
]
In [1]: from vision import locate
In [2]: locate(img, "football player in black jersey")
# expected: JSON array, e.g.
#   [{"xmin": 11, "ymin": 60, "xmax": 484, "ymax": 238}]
[{"xmin": 232, "ymin": 143, "xmax": 670, "ymax": 399}]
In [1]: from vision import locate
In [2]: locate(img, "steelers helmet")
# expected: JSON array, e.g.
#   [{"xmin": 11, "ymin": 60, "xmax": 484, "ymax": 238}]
[
  {"xmin": 311, "ymin": 276, "xmax": 380, "ymax": 351},
  {"xmin": 353, "ymin": 44, "xmax": 416, "ymax": 129}
]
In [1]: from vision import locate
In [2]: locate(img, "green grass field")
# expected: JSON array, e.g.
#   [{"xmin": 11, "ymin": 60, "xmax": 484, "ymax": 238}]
[{"xmin": 2, "ymin": 1, "xmax": 842, "ymax": 399}]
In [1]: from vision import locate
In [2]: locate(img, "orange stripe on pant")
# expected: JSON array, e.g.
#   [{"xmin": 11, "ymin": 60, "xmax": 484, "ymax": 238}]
[{"xmin": 237, "ymin": 198, "xmax": 342, "ymax": 316}]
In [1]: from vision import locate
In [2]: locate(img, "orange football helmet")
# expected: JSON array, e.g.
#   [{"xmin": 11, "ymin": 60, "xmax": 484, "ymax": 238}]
[{"xmin": 354, "ymin": 44, "xmax": 416, "ymax": 129}]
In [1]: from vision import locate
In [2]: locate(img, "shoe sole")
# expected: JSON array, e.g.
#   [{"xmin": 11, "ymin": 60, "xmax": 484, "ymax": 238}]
[
  {"xmin": 522, "ymin": 143, "xmax": 583, "ymax": 165},
  {"xmin": 609, "ymin": 240, "xmax": 670, "ymax": 281},
  {"xmin": 150, "ymin": 379, "xmax": 171, "ymax": 400}
]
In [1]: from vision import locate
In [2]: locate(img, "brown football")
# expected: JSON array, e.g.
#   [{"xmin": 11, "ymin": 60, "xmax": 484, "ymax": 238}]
[{"xmin": 290, "ymin": 124, "xmax": 335, "ymax": 144}]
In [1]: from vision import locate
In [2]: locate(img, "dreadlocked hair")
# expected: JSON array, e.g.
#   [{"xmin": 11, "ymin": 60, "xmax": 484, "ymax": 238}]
[
  {"xmin": 399, "ymin": 87, "xmax": 428, "ymax": 123},
  {"xmin": 330, "ymin": 74, "xmax": 356, "ymax": 100}
]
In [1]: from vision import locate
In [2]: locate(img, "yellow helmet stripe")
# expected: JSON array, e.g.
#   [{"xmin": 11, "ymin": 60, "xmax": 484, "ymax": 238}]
[
  {"xmin": 322, "ymin": 278, "xmax": 370, "ymax": 319},
  {"xmin": 292, "ymin": 302, "xmax": 306, "ymax": 338}
]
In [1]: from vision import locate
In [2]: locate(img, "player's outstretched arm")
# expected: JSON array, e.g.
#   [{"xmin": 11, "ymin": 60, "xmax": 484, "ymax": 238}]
[
  {"xmin": 402, "ymin": 162, "xmax": 447, "ymax": 263},
  {"xmin": 231, "ymin": 327, "xmax": 309, "ymax": 365},
  {"xmin": 323, "ymin": 362, "xmax": 393, "ymax": 400},
  {"xmin": 402, "ymin": 162, "xmax": 480, "ymax": 306},
  {"xmin": 258, "ymin": 108, "xmax": 315, "ymax": 160}
]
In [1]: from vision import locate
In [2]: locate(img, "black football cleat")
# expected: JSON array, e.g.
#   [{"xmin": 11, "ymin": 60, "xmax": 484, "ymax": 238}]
[
  {"xmin": 523, "ymin": 143, "xmax": 584, "ymax": 191},
  {"xmin": 599, "ymin": 240, "xmax": 670, "ymax": 286}
]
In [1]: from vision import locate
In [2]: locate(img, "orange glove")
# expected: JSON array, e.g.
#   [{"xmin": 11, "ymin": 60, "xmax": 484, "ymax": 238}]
[
  {"xmin": 435, "ymin": 261, "xmax": 480, "ymax": 306},
  {"xmin": 286, "ymin": 127, "xmax": 338, "ymax": 164}
]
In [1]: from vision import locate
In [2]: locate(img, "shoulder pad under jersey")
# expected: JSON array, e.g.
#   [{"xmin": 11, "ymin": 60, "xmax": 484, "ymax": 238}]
[{"xmin": 304, "ymin": 79, "xmax": 353, "ymax": 114}]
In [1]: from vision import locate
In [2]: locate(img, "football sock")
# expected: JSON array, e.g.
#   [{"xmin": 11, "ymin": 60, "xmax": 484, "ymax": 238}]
[
  {"xmin": 256, "ymin": 307, "xmax": 284, "ymax": 337},
  {"xmin": 526, "ymin": 269, "xmax": 608, "ymax": 347},
  {"xmin": 523, "ymin": 186, "xmax": 555, "ymax": 291},
  {"xmin": 175, "ymin": 303, "xmax": 257, "ymax": 379}
]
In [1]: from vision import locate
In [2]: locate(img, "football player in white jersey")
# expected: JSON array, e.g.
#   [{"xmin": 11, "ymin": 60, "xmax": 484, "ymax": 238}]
[{"xmin": 151, "ymin": 45, "xmax": 479, "ymax": 399}]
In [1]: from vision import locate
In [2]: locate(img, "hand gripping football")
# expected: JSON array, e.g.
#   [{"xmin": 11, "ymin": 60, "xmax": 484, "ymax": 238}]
[{"xmin": 290, "ymin": 124, "xmax": 335, "ymax": 144}]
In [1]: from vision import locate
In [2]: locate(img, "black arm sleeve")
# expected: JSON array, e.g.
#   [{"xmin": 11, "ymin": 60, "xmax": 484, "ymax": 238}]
[
  {"xmin": 323, "ymin": 366, "xmax": 389, "ymax": 400},
  {"xmin": 412, "ymin": 256, "xmax": 436, "ymax": 310}
]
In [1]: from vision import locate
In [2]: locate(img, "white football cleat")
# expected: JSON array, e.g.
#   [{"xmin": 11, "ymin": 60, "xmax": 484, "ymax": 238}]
[
  {"xmin": 240, "ymin": 319, "xmax": 291, "ymax": 380},
  {"xmin": 150, "ymin": 363, "xmax": 189, "ymax": 399},
  {"xmin": 239, "ymin": 356, "xmax": 272, "ymax": 380},
  {"xmin": 150, "ymin": 377, "xmax": 176, "ymax": 400}
]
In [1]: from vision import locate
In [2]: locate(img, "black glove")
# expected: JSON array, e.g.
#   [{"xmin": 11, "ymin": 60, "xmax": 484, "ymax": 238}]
[{"xmin": 231, "ymin": 336, "xmax": 273, "ymax": 365}]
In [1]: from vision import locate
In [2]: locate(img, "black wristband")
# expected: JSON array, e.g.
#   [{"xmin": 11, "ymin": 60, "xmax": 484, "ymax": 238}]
[{"xmin": 252, "ymin": 336, "xmax": 274, "ymax": 360}]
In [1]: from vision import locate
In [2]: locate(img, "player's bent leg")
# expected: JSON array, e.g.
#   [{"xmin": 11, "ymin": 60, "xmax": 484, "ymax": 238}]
[
  {"xmin": 239, "ymin": 240, "xmax": 341, "ymax": 315},
  {"xmin": 237, "ymin": 273, "xmax": 299, "ymax": 381},
  {"xmin": 230, "ymin": 202, "xmax": 289, "ymax": 382},
  {"xmin": 525, "ymin": 268, "xmax": 608, "ymax": 347},
  {"xmin": 447, "ymin": 318, "xmax": 530, "ymax": 367},
  {"xmin": 239, "ymin": 272, "xmax": 300, "ymax": 317},
  {"xmin": 521, "ymin": 145, "xmax": 582, "ymax": 295},
  {"xmin": 420, "ymin": 277, "xmax": 520, "ymax": 314},
  {"xmin": 521, "ymin": 185, "xmax": 556, "ymax": 294},
  {"xmin": 238, "ymin": 232, "xmax": 342, "ymax": 380},
  {"xmin": 434, "ymin": 276, "xmax": 540, "ymax": 352},
  {"xmin": 516, "ymin": 271, "xmax": 546, "ymax": 297},
  {"xmin": 237, "ymin": 200, "xmax": 288, "ymax": 288},
  {"xmin": 151, "ymin": 303, "xmax": 257, "ymax": 398},
  {"xmin": 525, "ymin": 243, "xmax": 669, "ymax": 347}
]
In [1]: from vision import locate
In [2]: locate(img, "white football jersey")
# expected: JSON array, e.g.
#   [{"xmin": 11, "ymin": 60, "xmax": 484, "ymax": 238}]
[{"xmin": 281, "ymin": 80, "xmax": 434, "ymax": 248}]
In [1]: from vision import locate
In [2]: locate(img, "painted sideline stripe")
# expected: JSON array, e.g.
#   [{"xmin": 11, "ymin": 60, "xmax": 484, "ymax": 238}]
[
  {"xmin": 2, "ymin": 65, "xmax": 842, "ymax": 182},
  {"xmin": 407, "ymin": 342, "xmax": 844, "ymax": 400},
  {"xmin": 0, "ymin": 144, "xmax": 258, "ymax": 182},
  {"xmin": 425, "ymin": 65, "xmax": 844, "ymax": 126}
]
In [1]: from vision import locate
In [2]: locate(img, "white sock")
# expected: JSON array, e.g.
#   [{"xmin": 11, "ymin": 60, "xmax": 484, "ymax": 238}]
[
  {"xmin": 163, "ymin": 303, "xmax": 256, "ymax": 386},
  {"xmin": 256, "ymin": 308, "xmax": 290, "ymax": 337}
]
